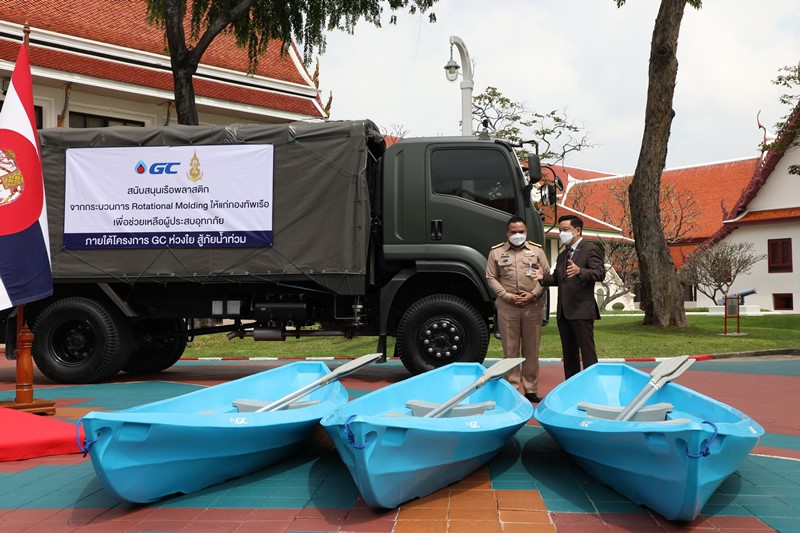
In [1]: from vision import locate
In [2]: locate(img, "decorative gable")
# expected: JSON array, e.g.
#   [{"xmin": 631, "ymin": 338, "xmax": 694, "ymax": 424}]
[{"xmin": 707, "ymin": 103, "xmax": 800, "ymax": 245}]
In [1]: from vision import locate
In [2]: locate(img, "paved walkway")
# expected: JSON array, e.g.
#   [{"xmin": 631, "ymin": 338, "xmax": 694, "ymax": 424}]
[{"xmin": 1, "ymin": 355, "xmax": 798, "ymax": 532}]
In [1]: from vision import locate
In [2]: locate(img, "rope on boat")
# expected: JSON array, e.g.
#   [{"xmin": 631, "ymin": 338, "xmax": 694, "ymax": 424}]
[
  {"xmin": 344, "ymin": 414, "xmax": 367, "ymax": 449},
  {"xmin": 75, "ymin": 418, "xmax": 100, "ymax": 457},
  {"xmin": 686, "ymin": 421, "xmax": 719, "ymax": 458}
]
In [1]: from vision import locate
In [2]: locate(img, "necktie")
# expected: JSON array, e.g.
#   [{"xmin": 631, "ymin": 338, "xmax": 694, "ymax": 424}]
[{"xmin": 566, "ymin": 248, "xmax": 573, "ymax": 261}]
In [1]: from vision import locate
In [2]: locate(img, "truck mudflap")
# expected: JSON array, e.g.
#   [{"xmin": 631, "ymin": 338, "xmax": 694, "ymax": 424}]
[
  {"xmin": 122, "ymin": 318, "xmax": 188, "ymax": 374},
  {"xmin": 3, "ymin": 308, "xmax": 18, "ymax": 359}
]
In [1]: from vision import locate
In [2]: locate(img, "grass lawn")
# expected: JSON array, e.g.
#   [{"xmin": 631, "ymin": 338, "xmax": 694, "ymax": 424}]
[{"xmin": 185, "ymin": 313, "xmax": 800, "ymax": 360}]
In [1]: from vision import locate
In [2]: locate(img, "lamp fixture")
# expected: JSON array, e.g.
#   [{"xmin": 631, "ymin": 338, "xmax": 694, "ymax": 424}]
[
  {"xmin": 445, "ymin": 36, "xmax": 474, "ymax": 136},
  {"xmin": 444, "ymin": 45, "xmax": 460, "ymax": 82}
]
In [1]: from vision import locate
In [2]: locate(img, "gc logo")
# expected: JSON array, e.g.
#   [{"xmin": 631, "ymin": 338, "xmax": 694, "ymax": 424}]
[{"xmin": 134, "ymin": 160, "xmax": 181, "ymax": 175}]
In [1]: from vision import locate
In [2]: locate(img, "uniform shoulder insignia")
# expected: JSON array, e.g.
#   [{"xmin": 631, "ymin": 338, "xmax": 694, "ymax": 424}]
[
  {"xmin": 491, "ymin": 242, "xmax": 505, "ymax": 249},
  {"xmin": 527, "ymin": 240, "xmax": 542, "ymax": 247}
]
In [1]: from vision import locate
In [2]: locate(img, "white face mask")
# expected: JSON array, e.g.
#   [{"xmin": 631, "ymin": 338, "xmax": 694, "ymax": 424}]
[
  {"xmin": 508, "ymin": 233, "xmax": 527, "ymax": 247},
  {"xmin": 559, "ymin": 230, "xmax": 574, "ymax": 246}
]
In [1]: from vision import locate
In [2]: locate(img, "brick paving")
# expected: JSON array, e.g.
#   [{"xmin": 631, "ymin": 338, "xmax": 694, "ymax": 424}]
[{"xmin": 1, "ymin": 354, "xmax": 798, "ymax": 532}]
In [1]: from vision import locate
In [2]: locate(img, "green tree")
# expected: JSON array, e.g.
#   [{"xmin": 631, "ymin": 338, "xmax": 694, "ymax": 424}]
[
  {"xmin": 764, "ymin": 64, "xmax": 800, "ymax": 175},
  {"xmin": 569, "ymin": 178, "xmax": 700, "ymax": 309},
  {"xmin": 679, "ymin": 241, "xmax": 766, "ymax": 304},
  {"xmin": 471, "ymin": 86, "xmax": 591, "ymax": 164},
  {"xmin": 144, "ymin": 0, "xmax": 437, "ymax": 125},
  {"xmin": 615, "ymin": 0, "xmax": 702, "ymax": 327}
]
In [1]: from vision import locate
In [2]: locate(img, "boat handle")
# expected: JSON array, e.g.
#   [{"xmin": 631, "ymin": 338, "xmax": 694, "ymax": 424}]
[
  {"xmin": 685, "ymin": 421, "xmax": 719, "ymax": 458},
  {"xmin": 75, "ymin": 417, "xmax": 100, "ymax": 457},
  {"xmin": 344, "ymin": 414, "xmax": 368, "ymax": 449}
]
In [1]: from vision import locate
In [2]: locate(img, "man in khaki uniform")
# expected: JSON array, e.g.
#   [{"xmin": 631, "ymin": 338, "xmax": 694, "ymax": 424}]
[{"xmin": 486, "ymin": 216, "xmax": 549, "ymax": 403}]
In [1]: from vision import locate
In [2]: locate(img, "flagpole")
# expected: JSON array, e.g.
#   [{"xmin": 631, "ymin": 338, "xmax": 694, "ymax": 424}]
[
  {"xmin": 1, "ymin": 306, "xmax": 54, "ymax": 414},
  {"xmin": 0, "ymin": 23, "xmax": 56, "ymax": 415},
  {"xmin": 14, "ymin": 306, "xmax": 33, "ymax": 404}
]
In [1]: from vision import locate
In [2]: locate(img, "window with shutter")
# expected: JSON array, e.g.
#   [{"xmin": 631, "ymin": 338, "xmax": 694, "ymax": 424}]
[{"xmin": 767, "ymin": 238, "xmax": 792, "ymax": 273}]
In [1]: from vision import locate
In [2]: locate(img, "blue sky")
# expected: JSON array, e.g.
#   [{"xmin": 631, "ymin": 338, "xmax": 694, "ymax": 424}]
[{"xmin": 319, "ymin": 1, "xmax": 800, "ymax": 174}]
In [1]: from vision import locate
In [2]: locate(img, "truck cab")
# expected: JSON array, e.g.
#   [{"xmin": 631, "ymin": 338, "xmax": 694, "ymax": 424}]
[{"xmin": 377, "ymin": 134, "xmax": 544, "ymax": 374}]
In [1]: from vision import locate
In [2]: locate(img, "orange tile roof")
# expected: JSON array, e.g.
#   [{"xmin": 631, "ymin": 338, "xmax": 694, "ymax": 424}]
[
  {"xmin": 2, "ymin": 0, "xmax": 307, "ymax": 83},
  {"xmin": 0, "ymin": 40, "xmax": 320, "ymax": 117},
  {"xmin": 539, "ymin": 204, "xmax": 631, "ymax": 248},
  {"xmin": 549, "ymin": 165, "xmax": 615, "ymax": 183},
  {"xmin": 669, "ymin": 244, "xmax": 699, "ymax": 269},
  {"xmin": 540, "ymin": 204, "xmax": 622, "ymax": 233},
  {"xmin": 0, "ymin": 0, "xmax": 324, "ymax": 118},
  {"xmin": 562, "ymin": 158, "xmax": 760, "ymax": 243},
  {"xmin": 726, "ymin": 207, "xmax": 800, "ymax": 225}
]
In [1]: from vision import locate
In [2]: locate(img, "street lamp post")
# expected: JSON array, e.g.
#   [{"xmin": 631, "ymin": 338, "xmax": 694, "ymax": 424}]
[{"xmin": 443, "ymin": 35, "xmax": 473, "ymax": 136}]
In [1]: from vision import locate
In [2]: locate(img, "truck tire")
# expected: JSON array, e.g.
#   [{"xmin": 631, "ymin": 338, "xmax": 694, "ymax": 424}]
[
  {"xmin": 32, "ymin": 297, "xmax": 134, "ymax": 384},
  {"xmin": 396, "ymin": 294, "xmax": 488, "ymax": 375},
  {"xmin": 123, "ymin": 318, "xmax": 188, "ymax": 374}
]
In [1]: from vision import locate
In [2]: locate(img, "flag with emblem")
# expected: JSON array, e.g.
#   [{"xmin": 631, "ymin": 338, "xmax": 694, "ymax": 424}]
[{"xmin": 0, "ymin": 43, "xmax": 52, "ymax": 311}]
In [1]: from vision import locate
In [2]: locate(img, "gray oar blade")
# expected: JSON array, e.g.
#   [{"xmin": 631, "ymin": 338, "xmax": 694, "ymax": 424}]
[
  {"xmin": 328, "ymin": 352, "xmax": 383, "ymax": 380},
  {"xmin": 424, "ymin": 358, "xmax": 524, "ymax": 419},
  {"xmin": 484, "ymin": 357, "xmax": 527, "ymax": 379},
  {"xmin": 617, "ymin": 356, "xmax": 696, "ymax": 422},
  {"xmin": 656, "ymin": 356, "xmax": 695, "ymax": 385},
  {"xmin": 615, "ymin": 356, "xmax": 691, "ymax": 421},
  {"xmin": 256, "ymin": 352, "xmax": 382, "ymax": 413},
  {"xmin": 648, "ymin": 355, "xmax": 690, "ymax": 383}
]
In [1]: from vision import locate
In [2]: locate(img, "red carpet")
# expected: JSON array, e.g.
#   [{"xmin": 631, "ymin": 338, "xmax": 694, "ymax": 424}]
[{"xmin": 0, "ymin": 408, "xmax": 84, "ymax": 461}]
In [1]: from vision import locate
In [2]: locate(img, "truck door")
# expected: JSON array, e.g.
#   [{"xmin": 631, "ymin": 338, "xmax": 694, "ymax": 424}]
[{"xmin": 426, "ymin": 146, "xmax": 520, "ymax": 260}]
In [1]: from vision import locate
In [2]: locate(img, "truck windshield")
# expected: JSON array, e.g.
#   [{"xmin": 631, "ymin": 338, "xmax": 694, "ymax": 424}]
[{"xmin": 430, "ymin": 148, "xmax": 515, "ymax": 214}]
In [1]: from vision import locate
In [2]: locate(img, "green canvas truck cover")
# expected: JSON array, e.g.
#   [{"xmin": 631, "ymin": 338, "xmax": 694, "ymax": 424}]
[{"xmin": 40, "ymin": 120, "xmax": 383, "ymax": 294}]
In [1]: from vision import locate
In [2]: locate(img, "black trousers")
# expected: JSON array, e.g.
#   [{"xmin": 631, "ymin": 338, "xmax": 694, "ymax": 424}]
[{"xmin": 556, "ymin": 317, "xmax": 598, "ymax": 380}]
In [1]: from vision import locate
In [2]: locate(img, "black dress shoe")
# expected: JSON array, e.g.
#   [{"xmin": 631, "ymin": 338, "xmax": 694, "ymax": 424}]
[{"xmin": 525, "ymin": 393, "xmax": 543, "ymax": 403}]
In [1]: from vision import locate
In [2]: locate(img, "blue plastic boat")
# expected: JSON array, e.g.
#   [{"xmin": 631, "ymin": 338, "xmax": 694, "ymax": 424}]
[
  {"xmin": 320, "ymin": 362, "xmax": 533, "ymax": 508},
  {"xmin": 80, "ymin": 361, "xmax": 348, "ymax": 503},
  {"xmin": 534, "ymin": 363, "xmax": 764, "ymax": 521}
]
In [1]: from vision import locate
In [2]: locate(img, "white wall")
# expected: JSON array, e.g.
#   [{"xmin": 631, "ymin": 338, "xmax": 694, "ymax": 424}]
[
  {"xmin": 746, "ymin": 149, "xmax": 800, "ymax": 211},
  {"xmin": 30, "ymin": 83, "xmax": 300, "ymax": 132},
  {"xmin": 719, "ymin": 222, "xmax": 799, "ymax": 312},
  {"xmin": 33, "ymin": 85, "xmax": 160, "ymax": 128},
  {"xmin": 692, "ymin": 143, "xmax": 800, "ymax": 312}
]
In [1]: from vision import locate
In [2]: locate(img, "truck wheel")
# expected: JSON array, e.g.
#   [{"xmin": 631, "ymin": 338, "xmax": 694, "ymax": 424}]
[
  {"xmin": 396, "ymin": 294, "xmax": 488, "ymax": 375},
  {"xmin": 123, "ymin": 319, "xmax": 188, "ymax": 374},
  {"xmin": 32, "ymin": 297, "xmax": 133, "ymax": 384}
]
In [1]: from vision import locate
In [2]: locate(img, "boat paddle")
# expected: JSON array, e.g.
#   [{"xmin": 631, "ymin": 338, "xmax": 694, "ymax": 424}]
[
  {"xmin": 613, "ymin": 356, "xmax": 689, "ymax": 421},
  {"xmin": 423, "ymin": 358, "xmax": 525, "ymax": 419},
  {"xmin": 615, "ymin": 355, "xmax": 696, "ymax": 422},
  {"xmin": 255, "ymin": 352, "xmax": 383, "ymax": 413}
]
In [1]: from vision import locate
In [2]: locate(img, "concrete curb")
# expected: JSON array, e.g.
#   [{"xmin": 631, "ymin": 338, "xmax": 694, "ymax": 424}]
[
  {"xmin": 179, "ymin": 348, "xmax": 800, "ymax": 363},
  {"xmin": 4, "ymin": 346, "xmax": 796, "ymax": 363}
]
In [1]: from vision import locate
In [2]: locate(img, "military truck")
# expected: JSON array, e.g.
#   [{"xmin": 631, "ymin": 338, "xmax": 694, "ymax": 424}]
[{"xmin": 2, "ymin": 120, "xmax": 548, "ymax": 383}]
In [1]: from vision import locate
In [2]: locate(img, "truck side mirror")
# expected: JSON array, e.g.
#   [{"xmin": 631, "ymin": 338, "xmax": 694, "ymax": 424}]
[
  {"xmin": 522, "ymin": 182, "xmax": 533, "ymax": 208},
  {"xmin": 539, "ymin": 184, "xmax": 557, "ymax": 206},
  {"xmin": 528, "ymin": 152, "xmax": 542, "ymax": 184}
]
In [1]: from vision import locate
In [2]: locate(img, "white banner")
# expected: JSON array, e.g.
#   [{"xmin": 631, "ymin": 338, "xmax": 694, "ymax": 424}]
[{"xmin": 63, "ymin": 144, "xmax": 273, "ymax": 249}]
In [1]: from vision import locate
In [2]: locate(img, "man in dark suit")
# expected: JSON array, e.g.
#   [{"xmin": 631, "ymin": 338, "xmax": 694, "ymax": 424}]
[{"xmin": 535, "ymin": 215, "xmax": 605, "ymax": 380}]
